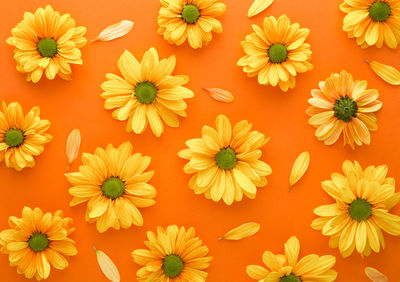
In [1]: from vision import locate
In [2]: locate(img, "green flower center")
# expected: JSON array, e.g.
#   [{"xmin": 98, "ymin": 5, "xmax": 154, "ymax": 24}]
[
  {"xmin": 280, "ymin": 274, "xmax": 302, "ymax": 282},
  {"xmin": 369, "ymin": 1, "xmax": 391, "ymax": 22},
  {"xmin": 181, "ymin": 4, "xmax": 200, "ymax": 24},
  {"xmin": 4, "ymin": 129, "xmax": 24, "ymax": 147},
  {"xmin": 37, "ymin": 38, "xmax": 58, "ymax": 58},
  {"xmin": 215, "ymin": 147, "xmax": 237, "ymax": 170},
  {"xmin": 349, "ymin": 198, "xmax": 372, "ymax": 221},
  {"xmin": 135, "ymin": 81, "xmax": 157, "ymax": 104},
  {"xmin": 163, "ymin": 254, "xmax": 184, "ymax": 278},
  {"xmin": 333, "ymin": 96, "xmax": 358, "ymax": 122},
  {"xmin": 28, "ymin": 232, "xmax": 49, "ymax": 252},
  {"xmin": 101, "ymin": 177, "xmax": 124, "ymax": 199},
  {"xmin": 268, "ymin": 43, "xmax": 288, "ymax": 63}
]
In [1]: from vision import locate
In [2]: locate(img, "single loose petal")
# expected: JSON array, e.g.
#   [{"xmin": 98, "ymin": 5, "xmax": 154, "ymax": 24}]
[
  {"xmin": 92, "ymin": 20, "xmax": 134, "ymax": 42},
  {"xmin": 289, "ymin": 151, "xmax": 310, "ymax": 189},
  {"xmin": 248, "ymin": 0, "xmax": 274, "ymax": 18},
  {"xmin": 219, "ymin": 222, "xmax": 260, "ymax": 240},
  {"xmin": 94, "ymin": 247, "xmax": 120, "ymax": 282},
  {"xmin": 366, "ymin": 60, "xmax": 400, "ymax": 85},
  {"xmin": 203, "ymin": 88, "xmax": 234, "ymax": 103},
  {"xmin": 66, "ymin": 129, "xmax": 81, "ymax": 169},
  {"xmin": 365, "ymin": 267, "xmax": 388, "ymax": 282}
]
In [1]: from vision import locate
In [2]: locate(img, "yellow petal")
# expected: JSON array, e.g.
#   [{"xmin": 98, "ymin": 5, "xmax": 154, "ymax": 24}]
[
  {"xmin": 366, "ymin": 60, "xmax": 400, "ymax": 85},
  {"xmin": 66, "ymin": 129, "xmax": 81, "ymax": 169},
  {"xmin": 248, "ymin": 0, "xmax": 274, "ymax": 18},
  {"xmin": 203, "ymin": 88, "xmax": 234, "ymax": 103},
  {"xmin": 365, "ymin": 267, "xmax": 388, "ymax": 282},
  {"xmin": 219, "ymin": 222, "xmax": 260, "ymax": 240},
  {"xmin": 94, "ymin": 247, "xmax": 120, "ymax": 282},
  {"xmin": 92, "ymin": 20, "xmax": 134, "ymax": 42},
  {"xmin": 289, "ymin": 151, "xmax": 310, "ymax": 189}
]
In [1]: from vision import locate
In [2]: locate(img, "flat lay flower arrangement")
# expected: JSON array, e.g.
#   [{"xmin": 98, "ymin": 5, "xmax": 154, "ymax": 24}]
[{"xmin": 0, "ymin": 0, "xmax": 400, "ymax": 281}]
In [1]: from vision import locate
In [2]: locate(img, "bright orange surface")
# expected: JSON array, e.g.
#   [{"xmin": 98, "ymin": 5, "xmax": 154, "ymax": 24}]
[{"xmin": 1, "ymin": 0, "xmax": 400, "ymax": 281}]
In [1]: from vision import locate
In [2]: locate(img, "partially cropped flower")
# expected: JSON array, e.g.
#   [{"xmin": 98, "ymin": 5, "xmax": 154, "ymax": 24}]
[
  {"xmin": 131, "ymin": 225, "xmax": 212, "ymax": 281},
  {"xmin": 306, "ymin": 70, "xmax": 382, "ymax": 149},
  {"xmin": 100, "ymin": 47, "xmax": 193, "ymax": 137},
  {"xmin": 0, "ymin": 207, "xmax": 77, "ymax": 280},
  {"xmin": 0, "ymin": 101, "xmax": 52, "ymax": 171},
  {"xmin": 340, "ymin": 0, "xmax": 400, "ymax": 48},
  {"xmin": 6, "ymin": 5, "xmax": 87, "ymax": 82},
  {"xmin": 311, "ymin": 160, "xmax": 400, "ymax": 258},
  {"xmin": 246, "ymin": 236, "xmax": 337, "ymax": 282},
  {"xmin": 178, "ymin": 115, "xmax": 271, "ymax": 205},
  {"xmin": 65, "ymin": 142, "xmax": 156, "ymax": 233},
  {"xmin": 157, "ymin": 0, "xmax": 226, "ymax": 49},
  {"xmin": 238, "ymin": 15, "xmax": 313, "ymax": 92}
]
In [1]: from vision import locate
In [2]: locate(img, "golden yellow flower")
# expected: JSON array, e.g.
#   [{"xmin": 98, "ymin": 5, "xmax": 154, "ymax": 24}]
[
  {"xmin": 340, "ymin": 0, "xmax": 400, "ymax": 48},
  {"xmin": 178, "ymin": 115, "xmax": 271, "ymax": 205},
  {"xmin": 157, "ymin": 0, "xmax": 226, "ymax": 49},
  {"xmin": 306, "ymin": 70, "xmax": 382, "ymax": 149},
  {"xmin": 100, "ymin": 47, "xmax": 193, "ymax": 137},
  {"xmin": 246, "ymin": 236, "xmax": 337, "ymax": 282},
  {"xmin": 6, "ymin": 5, "xmax": 87, "ymax": 82},
  {"xmin": 0, "ymin": 207, "xmax": 77, "ymax": 280},
  {"xmin": 131, "ymin": 225, "xmax": 212, "ymax": 281},
  {"xmin": 311, "ymin": 160, "xmax": 400, "ymax": 258},
  {"xmin": 238, "ymin": 15, "xmax": 313, "ymax": 92},
  {"xmin": 65, "ymin": 142, "xmax": 156, "ymax": 233},
  {"xmin": 0, "ymin": 101, "xmax": 52, "ymax": 171}
]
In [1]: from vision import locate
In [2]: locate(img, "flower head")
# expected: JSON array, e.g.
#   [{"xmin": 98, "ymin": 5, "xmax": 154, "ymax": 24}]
[
  {"xmin": 6, "ymin": 5, "xmax": 87, "ymax": 82},
  {"xmin": 100, "ymin": 48, "xmax": 193, "ymax": 137},
  {"xmin": 0, "ymin": 101, "xmax": 52, "ymax": 171},
  {"xmin": 157, "ymin": 0, "xmax": 226, "ymax": 49},
  {"xmin": 311, "ymin": 160, "xmax": 400, "ymax": 258},
  {"xmin": 178, "ymin": 115, "xmax": 271, "ymax": 205},
  {"xmin": 306, "ymin": 71, "xmax": 382, "ymax": 149},
  {"xmin": 340, "ymin": 0, "xmax": 400, "ymax": 48},
  {"xmin": 0, "ymin": 207, "xmax": 77, "ymax": 280},
  {"xmin": 238, "ymin": 15, "xmax": 313, "ymax": 92},
  {"xmin": 246, "ymin": 236, "xmax": 337, "ymax": 282},
  {"xmin": 131, "ymin": 225, "xmax": 212, "ymax": 281},
  {"xmin": 65, "ymin": 142, "xmax": 156, "ymax": 233}
]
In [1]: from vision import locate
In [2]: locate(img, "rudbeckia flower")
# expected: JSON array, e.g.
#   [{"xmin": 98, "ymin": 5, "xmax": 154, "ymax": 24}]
[
  {"xmin": 311, "ymin": 160, "xmax": 400, "ymax": 258},
  {"xmin": 0, "ymin": 207, "xmax": 77, "ymax": 280},
  {"xmin": 246, "ymin": 236, "xmax": 337, "ymax": 281},
  {"xmin": 131, "ymin": 225, "xmax": 212, "ymax": 281},
  {"xmin": 306, "ymin": 71, "xmax": 382, "ymax": 149},
  {"xmin": 100, "ymin": 47, "xmax": 193, "ymax": 137},
  {"xmin": 178, "ymin": 115, "xmax": 271, "ymax": 205},
  {"xmin": 6, "ymin": 5, "xmax": 87, "ymax": 82},
  {"xmin": 65, "ymin": 142, "xmax": 156, "ymax": 233},
  {"xmin": 340, "ymin": 0, "xmax": 400, "ymax": 48},
  {"xmin": 157, "ymin": 0, "xmax": 226, "ymax": 49},
  {"xmin": 238, "ymin": 15, "xmax": 313, "ymax": 92},
  {"xmin": 0, "ymin": 101, "xmax": 52, "ymax": 171}
]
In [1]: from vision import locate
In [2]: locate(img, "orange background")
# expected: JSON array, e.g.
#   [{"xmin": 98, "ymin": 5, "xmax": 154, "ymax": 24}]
[{"xmin": 1, "ymin": 0, "xmax": 400, "ymax": 281}]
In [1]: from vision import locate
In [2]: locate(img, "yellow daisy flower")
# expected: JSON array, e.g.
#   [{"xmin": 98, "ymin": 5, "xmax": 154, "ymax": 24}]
[
  {"xmin": 0, "ymin": 207, "xmax": 77, "ymax": 280},
  {"xmin": 340, "ymin": 0, "xmax": 400, "ymax": 48},
  {"xmin": 237, "ymin": 15, "xmax": 313, "ymax": 92},
  {"xmin": 0, "ymin": 101, "xmax": 52, "ymax": 171},
  {"xmin": 246, "ymin": 236, "xmax": 337, "ymax": 282},
  {"xmin": 178, "ymin": 115, "xmax": 272, "ymax": 205},
  {"xmin": 311, "ymin": 160, "xmax": 400, "ymax": 258},
  {"xmin": 131, "ymin": 225, "xmax": 212, "ymax": 281},
  {"xmin": 100, "ymin": 47, "xmax": 194, "ymax": 137},
  {"xmin": 6, "ymin": 5, "xmax": 87, "ymax": 83},
  {"xmin": 306, "ymin": 70, "xmax": 382, "ymax": 149},
  {"xmin": 157, "ymin": 0, "xmax": 226, "ymax": 49},
  {"xmin": 65, "ymin": 142, "xmax": 156, "ymax": 233}
]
